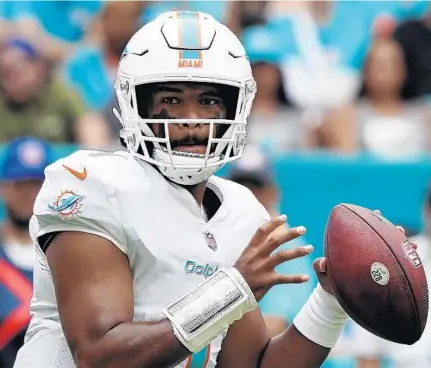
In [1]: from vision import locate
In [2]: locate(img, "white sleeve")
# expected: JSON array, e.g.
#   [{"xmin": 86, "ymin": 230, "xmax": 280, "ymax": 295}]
[{"xmin": 32, "ymin": 152, "xmax": 128, "ymax": 255}]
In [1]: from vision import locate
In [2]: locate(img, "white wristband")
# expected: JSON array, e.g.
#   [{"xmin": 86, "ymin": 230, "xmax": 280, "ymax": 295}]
[{"xmin": 293, "ymin": 284, "xmax": 350, "ymax": 348}]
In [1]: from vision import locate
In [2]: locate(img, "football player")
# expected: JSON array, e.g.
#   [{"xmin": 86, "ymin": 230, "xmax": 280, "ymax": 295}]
[{"xmin": 14, "ymin": 11, "xmax": 405, "ymax": 368}]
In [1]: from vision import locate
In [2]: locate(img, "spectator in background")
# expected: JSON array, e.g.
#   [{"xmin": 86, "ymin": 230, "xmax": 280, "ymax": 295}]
[
  {"xmin": 272, "ymin": 1, "xmax": 367, "ymax": 112},
  {"xmin": 227, "ymin": 1, "xmax": 268, "ymax": 37},
  {"xmin": 238, "ymin": 1, "xmax": 375, "ymax": 154},
  {"xmin": 0, "ymin": 38, "xmax": 109, "ymax": 148},
  {"xmin": 393, "ymin": 4, "xmax": 431, "ymax": 100},
  {"xmin": 315, "ymin": 39, "xmax": 431, "ymax": 157},
  {"xmin": 64, "ymin": 1, "xmax": 143, "ymax": 111},
  {"xmin": 1, "ymin": 1, "xmax": 102, "ymax": 62},
  {"xmin": 227, "ymin": 147, "xmax": 315, "ymax": 336},
  {"xmin": 227, "ymin": 1, "xmax": 304, "ymax": 38},
  {"xmin": 242, "ymin": 25, "xmax": 308, "ymax": 153},
  {"xmin": 0, "ymin": 137, "xmax": 53, "ymax": 368}
]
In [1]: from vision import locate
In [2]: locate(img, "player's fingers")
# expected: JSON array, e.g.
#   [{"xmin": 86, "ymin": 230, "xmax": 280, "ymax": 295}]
[
  {"xmin": 250, "ymin": 215, "xmax": 288, "ymax": 246},
  {"xmin": 313, "ymin": 257, "xmax": 327, "ymax": 273},
  {"xmin": 263, "ymin": 226, "xmax": 307, "ymax": 253},
  {"xmin": 270, "ymin": 273, "xmax": 310, "ymax": 286},
  {"xmin": 396, "ymin": 225, "xmax": 405, "ymax": 235},
  {"xmin": 373, "ymin": 210, "xmax": 405, "ymax": 235},
  {"xmin": 267, "ymin": 245, "xmax": 313, "ymax": 268},
  {"xmin": 411, "ymin": 241, "xmax": 418, "ymax": 250}
]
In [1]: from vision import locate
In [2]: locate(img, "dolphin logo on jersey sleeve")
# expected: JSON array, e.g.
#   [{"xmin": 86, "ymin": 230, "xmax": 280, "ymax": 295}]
[{"xmin": 48, "ymin": 190, "xmax": 85, "ymax": 219}]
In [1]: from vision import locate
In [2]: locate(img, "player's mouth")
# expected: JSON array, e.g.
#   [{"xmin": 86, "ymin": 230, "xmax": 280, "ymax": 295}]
[
  {"xmin": 174, "ymin": 145, "xmax": 207, "ymax": 154},
  {"xmin": 171, "ymin": 138, "xmax": 209, "ymax": 155}
]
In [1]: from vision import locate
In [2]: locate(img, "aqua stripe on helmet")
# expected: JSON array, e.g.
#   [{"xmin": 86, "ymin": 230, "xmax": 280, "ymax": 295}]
[{"xmin": 176, "ymin": 10, "xmax": 201, "ymax": 60}]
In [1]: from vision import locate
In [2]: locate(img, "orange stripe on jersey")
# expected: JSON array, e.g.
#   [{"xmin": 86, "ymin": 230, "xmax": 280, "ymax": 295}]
[{"xmin": 203, "ymin": 344, "xmax": 211, "ymax": 367}]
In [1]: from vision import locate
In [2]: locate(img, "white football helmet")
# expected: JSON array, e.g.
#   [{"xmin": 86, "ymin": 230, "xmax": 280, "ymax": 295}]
[{"xmin": 114, "ymin": 10, "xmax": 256, "ymax": 185}]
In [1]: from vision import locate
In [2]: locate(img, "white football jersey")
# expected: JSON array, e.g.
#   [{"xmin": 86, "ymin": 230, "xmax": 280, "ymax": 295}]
[{"xmin": 14, "ymin": 150, "xmax": 270, "ymax": 368}]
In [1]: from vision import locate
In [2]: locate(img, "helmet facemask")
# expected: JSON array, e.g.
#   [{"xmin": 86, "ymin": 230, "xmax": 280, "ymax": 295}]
[{"xmin": 115, "ymin": 76, "xmax": 256, "ymax": 185}]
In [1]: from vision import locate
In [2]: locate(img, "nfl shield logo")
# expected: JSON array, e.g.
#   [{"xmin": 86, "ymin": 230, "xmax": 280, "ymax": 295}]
[
  {"xmin": 401, "ymin": 239, "xmax": 422, "ymax": 268},
  {"xmin": 203, "ymin": 231, "xmax": 217, "ymax": 252}
]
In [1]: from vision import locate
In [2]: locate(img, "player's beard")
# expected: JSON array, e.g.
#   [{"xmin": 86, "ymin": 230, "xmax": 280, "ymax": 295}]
[
  {"xmin": 6, "ymin": 207, "xmax": 31, "ymax": 231},
  {"xmin": 151, "ymin": 109, "xmax": 224, "ymax": 189}
]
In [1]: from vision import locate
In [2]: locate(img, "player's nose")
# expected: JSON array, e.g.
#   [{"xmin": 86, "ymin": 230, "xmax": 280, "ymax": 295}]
[
  {"xmin": 180, "ymin": 107, "xmax": 201, "ymax": 128},
  {"xmin": 180, "ymin": 121, "xmax": 201, "ymax": 128}
]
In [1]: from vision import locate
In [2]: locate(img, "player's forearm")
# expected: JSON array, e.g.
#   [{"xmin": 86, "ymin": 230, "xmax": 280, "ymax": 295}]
[
  {"xmin": 259, "ymin": 325, "xmax": 330, "ymax": 368},
  {"xmin": 75, "ymin": 319, "xmax": 190, "ymax": 368}
]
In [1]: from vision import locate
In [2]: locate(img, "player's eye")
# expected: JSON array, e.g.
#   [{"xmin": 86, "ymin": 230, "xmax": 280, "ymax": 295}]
[
  {"xmin": 200, "ymin": 98, "xmax": 220, "ymax": 106},
  {"xmin": 161, "ymin": 97, "xmax": 181, "ymax": 105}
]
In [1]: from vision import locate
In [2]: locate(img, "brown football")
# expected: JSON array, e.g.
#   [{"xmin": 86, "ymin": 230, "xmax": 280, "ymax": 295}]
[{"xmin": 325, "ymin": 203, "xmax": 428, "ymax": 345}]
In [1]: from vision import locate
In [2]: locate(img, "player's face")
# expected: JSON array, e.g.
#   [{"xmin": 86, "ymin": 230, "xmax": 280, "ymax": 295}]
[{"xmin": 149, "ymin": 83, "xmax": 227, "ymax": 155}]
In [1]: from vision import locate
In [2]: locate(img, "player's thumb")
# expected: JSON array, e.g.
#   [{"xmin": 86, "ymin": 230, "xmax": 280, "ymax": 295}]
[{"xmin": 313, "ymin": 257, "xmax": 327, "ymax": 274}]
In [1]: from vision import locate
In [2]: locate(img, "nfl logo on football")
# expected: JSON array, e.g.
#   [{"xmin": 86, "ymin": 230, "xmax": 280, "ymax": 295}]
[
  {"xmin": 401, "ymin": 239, "xmax": 423, "ymax": 268},
  {"xmin": 203, "ymin": 231, "xmax": 217, "ymax": 252}
]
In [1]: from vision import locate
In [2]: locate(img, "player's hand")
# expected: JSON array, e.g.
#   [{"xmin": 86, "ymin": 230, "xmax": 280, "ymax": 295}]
[
  {"xmin": 314, "ymin": 209, "xmax": 412, "ymax": 295},
  {"xmin": 233, "ymin": 215, "xmax": 312, "ymax": 302}
]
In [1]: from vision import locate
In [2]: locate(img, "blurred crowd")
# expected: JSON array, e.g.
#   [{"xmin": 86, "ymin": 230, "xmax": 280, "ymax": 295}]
[
  {"xmin": 2, "ymin": 1, "xmax": 431, "ymax": 158},
  {"xmin": 2, "ymin": 1, "xmax": 431, "ymax": 368}
]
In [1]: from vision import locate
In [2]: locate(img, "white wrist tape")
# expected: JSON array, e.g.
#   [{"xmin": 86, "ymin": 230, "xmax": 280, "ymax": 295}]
[
  {"xmin": 162, "ymin": 267, "xmax": 257, "ymax": 353},
  {"xmin": 293, "ymin": 284, "xmax": 350, "ymax": 348}
]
